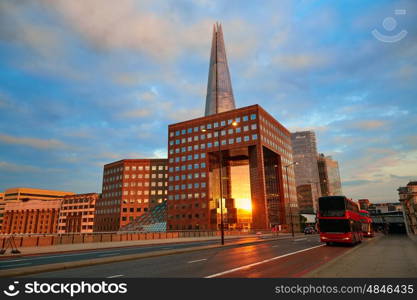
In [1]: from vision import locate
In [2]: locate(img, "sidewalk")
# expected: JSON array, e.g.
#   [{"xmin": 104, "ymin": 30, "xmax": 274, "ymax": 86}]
[
  {"xmin": 305, "ymin": 234, "xmax": 417, "ymax": 277},
  {"xmin": 0, "ymin": 232, "xmax": 301, "ymax": 258}
]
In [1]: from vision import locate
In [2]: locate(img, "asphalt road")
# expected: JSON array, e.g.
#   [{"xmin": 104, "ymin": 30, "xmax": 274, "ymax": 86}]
[
  {"xmin": 0, "ymin": 235, "xmax": 291, "ymax": 272},
  {"xmin": 24, "ymin": 235, "xmax": 328, "ymax": 278}
]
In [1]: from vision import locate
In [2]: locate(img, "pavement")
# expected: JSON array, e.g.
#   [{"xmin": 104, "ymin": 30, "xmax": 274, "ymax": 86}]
[{"xmin": 305, "ymin": 234, "xmax": 417, "ymax": 278}]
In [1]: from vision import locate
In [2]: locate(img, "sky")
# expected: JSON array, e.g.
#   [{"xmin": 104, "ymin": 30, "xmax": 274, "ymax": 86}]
[{"xmin": 0, "ymin": 0, "xmax": 416, "ymax": 203}]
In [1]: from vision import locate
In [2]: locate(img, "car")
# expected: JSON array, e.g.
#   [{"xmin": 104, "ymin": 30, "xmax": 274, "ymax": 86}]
[{"xmin": 304, "ymin": 226, "xmax": 315, "ymax": 234}]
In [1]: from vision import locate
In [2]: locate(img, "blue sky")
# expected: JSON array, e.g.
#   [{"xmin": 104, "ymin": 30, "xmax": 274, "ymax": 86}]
[{"xmin": 0, "ymin": 0, "xmax": 416, "ymax": 203}]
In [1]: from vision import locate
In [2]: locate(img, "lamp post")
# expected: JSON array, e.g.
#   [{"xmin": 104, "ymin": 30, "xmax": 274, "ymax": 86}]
[
  {"xmin": 202, "ymin": 121, "xmax": 238, "ymax": 245},
  {"xmin": 284, "ymin": 161, "xmax": 298, "ymax": 237}
]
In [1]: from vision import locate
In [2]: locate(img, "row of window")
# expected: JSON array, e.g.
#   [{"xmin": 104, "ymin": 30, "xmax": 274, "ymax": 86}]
[
  {"xmin": 168, "ymin": 182, "xmax": 207, "ymax": 191},
  {"xmin": 170, "ymin": 114, "xmax": 257, "ymax": 137},
  {"xmin": 123, "ymin": 182, "xmax": 167, "ymax": 187},
  {"xmin": 59, "ymin": 211, "xmax": 92, "ymax": 216},
  {"xmin": 123, "ymin": 190, "xmax": 167, "ymax": 196},
  {"xmin": 124, "ymin": 165, "xmax": 166, "ymax": 171},
  {"xmin": 168, "ymin": 192, "xmax": 207, "ymax": 200},
  {"xmin": 58, "ymin": 225, "xmax": 93, "ymax": 230},
  {"xmin": 169, "ymin": 124, "xmax": 257, "ymax": 146},
  {"xmin": 168, "ymin": 162, "xmax": 207, "ymax": 173},
  {"xmin": 259, "ymin": 115, "xmax": 289, "ymax": 141},
  {"xmin": 169, "ymin": 153, "xmax": 206, "ymax": 163},
  {"xmin": 169, "ymin": 172, "xmax": 207, "ymax": 181},
  {"xmin": 168, "ymin": 134, "xmax": 258, "ymax": 155},
  {"xmin": 61, "ymin": 205, "xmax": 94, "ymax": 210}
]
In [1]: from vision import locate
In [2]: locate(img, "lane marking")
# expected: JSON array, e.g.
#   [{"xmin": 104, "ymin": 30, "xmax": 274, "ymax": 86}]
[
  {"xmin": 294, "ymin": 238, "xmax": 307, "ymax": 242},
  {"xmin": 106, "ymin": 274, "xmax": 124, "ymax": 278},
  {"xmin": 98, "ymin": 252, "xmax": 121, "ymax": 257},
  {"xmin": 187, "ymin": 259, "xmax": 207, "ymax": 264},
  {"xmin": 0, "ymin": 263, "xmax": 32, "ymax": 269},
  {"xmin": 0, "ymin": 259, "xmax": 25, "ymax": 264},
  {"xmin": 205, "ymin": 244, "xmax": 324, "ymax": 278}
]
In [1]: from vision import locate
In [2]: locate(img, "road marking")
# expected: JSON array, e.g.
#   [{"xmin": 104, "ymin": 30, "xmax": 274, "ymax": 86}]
[
  {"xmin": 294, "ymin": 238, "xmax": 307, "ymax": 242},
  {"xmin": 272, "ymin": 245, "xmax": 279, "ymax": 248},
  {"xmin": 106, "ymin": 274, "xmax": 124, "ymax": 278},
  {"xmin": 98, "ymin": 252, "xmax": 121, "ymax": 257},
  {"xmin": 187, "ymin": 259, "xmax": 207, "ymax": 264},
  {"xmin": 0, "ymin": 263, "xmax": 32, "ymax": 268},
  {"xmin": 205, "ymin": 244, "xmax": 325, "ymax": 278},
  {"xmin": 0, "ymin": 259, "xmax": 25, "ymax": 263}
]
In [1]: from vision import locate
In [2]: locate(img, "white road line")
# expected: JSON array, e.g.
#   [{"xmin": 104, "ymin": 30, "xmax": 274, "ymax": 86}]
[
  {"xmin": 0, "ymin": 263, "xmax": 32, "ymax": 268},
  {"xmin": 98, "ymin": 252, "xmax": 121, "ymax": 257},
  {"xmin": 187, "ymin": 259, "xmax": 207, "ymax": 264},
  {"xmin": 106, "ymin": 274, "xmax": 124, "ymax": 278},
  {"xmin": 294, "ymin": 238, "xmax": 307, "ymax": 242},
  {"xmin": 0, "ymin": 259, "xmax": 25, "ymax": 264},
  {"xmin": 205, "ymin": 244, "xmax": 325, "ymax": 278}
]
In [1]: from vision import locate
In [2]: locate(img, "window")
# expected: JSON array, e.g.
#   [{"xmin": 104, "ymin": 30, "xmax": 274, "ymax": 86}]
[
  {"xmin": 250, "ymin": 113, "xmax": 257, "ymax": 120},
  {"xmin": 251, "ymin": 124, "xmax": 257, "ymax": 130},
  {"xmin": 221, "ymin": 140, "xmax": 226, "ymax": 145},
  {"xmin": 220, "ymin": 120, "xmax": 226, "ymax": 126},
  {"xmin": 243, "ymin": 125, "xmax": 249, "ymax": 132},
  {"xmin": 229, "ymin": 138, "xmax": 234, "ymax": 144},
  {"xmin": 201, "ymin": 162, "xmax": 206, "ymax": 168},
  {"xmin": 221, "ymin": 130, "xmax": 226, "ymax": 136},
  {"xmin": 243, "ymin": 115, "xmax": 249, "ymax": 122},
  {"xmin": 252, "ymin": 134, "xmax": 258, "ymax": 140},
  {"xmin": 214, "ymin": 122, "xmax": 219, "ymax": 128},
  {"xmin": 194, "ymin": 127, "xmax": 199, "ymax": 132},
  {"xmin": 244, "ymin": 135, "xmax": 250, "ymax": 141},
  {"xmin": 236, "ymin": 127, "xmax": 241, "ymax": 133},
  {"xmin": 208, "ymin": 142, "xmax": 212, "ymax": 148}
]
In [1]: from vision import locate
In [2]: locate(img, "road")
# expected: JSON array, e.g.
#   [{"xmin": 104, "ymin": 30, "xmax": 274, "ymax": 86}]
[
  {"xmin": 21, "ymin": 234, "xmax": 348, "ymax": 278},
  {"xmin": 0, "ymin": 235, "xmax": 289, "ymax": 272}
]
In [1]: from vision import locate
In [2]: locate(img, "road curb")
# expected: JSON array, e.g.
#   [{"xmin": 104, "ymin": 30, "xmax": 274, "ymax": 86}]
[
  {"xmin": 0, "ymin": 235, "xmax": 303, "ymax": 277},
  {"xmin": 302, "ymin": 234, "xmax": 384, "ymax": 278}
]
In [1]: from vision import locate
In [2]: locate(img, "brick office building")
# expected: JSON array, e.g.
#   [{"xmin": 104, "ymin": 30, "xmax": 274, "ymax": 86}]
[
  {"xmin": 166, "ymin": 24, "xmax": 298, "ymax": 232},
  {"xmin": 1, "ymin": 199, "xmax": 62, "ymax": 234},
  {"xmin": 94, "ymin": 159, "xmax": 168, "ymax": 231},
  {"xmin": 167, "ymin": 104, "xmax": 298, "ymax": 231},
  {"xmin": 58, "ymin": 193, "xmax": 99, "ymax": 233}
]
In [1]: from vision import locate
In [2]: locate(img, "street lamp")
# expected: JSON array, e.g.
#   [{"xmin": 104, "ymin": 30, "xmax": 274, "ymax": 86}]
[
  {"xmin": 202, "ymin": 121, "xmax": 238, "ymax": 245},
  {"xmin": 284, "ymin": 161, "xmax": 298, "ymax": 237}
]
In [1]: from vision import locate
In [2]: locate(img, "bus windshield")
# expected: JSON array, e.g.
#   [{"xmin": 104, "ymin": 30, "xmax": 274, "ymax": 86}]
[
  {"xmin": 319, "ymin": 219, "xmax": 350, "ymax": 233},
  {"xmin": 319, "ymin": 196, "xmax": 346, "ymax": 217}
]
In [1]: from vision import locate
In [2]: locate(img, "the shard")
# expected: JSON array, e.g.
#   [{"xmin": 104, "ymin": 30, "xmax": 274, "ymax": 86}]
[{"xmin": 204, "ymin": 23, "xmax": 236, "ymax": 116}]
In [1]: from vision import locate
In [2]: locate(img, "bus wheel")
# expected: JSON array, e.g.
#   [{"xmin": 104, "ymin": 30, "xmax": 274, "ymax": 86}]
[{"xmin": 326, "ymin": 242, "xmax": 332, "ymax": 246}]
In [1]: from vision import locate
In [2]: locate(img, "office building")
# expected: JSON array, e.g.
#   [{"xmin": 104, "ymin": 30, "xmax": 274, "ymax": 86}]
[
  {"xmin": 3, "ymin": 187, "xmax": 74, "ymax": 202},
  {"xmin": 1, "ymin": 199, "xmax": 62, "ymax": 234},
  {"xmin": 0, "ymin": 193, "xmax": 4, "ymax": 232},
  {"xmin": 291, "ymin": 131, "xmax": 321, "ymax": 213},
  {"xmin": 398, "ymin": 182, "xmax": 417, "ymax": 235},
  {"xmin": 58, "ymin": 193, "xmax": 99, "ymax": 233},
  {"xmin": 167, "ymin": 24, "xmax": 298, "ymax": 232},
  {"xmin": 94, "ymin": 159, "xmax": 168, "ymax": 231},
  {"xmin": 317, "ymin": 154, "xmax": 343, "ymax": 196}
]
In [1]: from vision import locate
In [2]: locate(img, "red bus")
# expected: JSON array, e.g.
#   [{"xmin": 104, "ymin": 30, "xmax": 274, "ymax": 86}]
[
  {"xmin": 359, "ymin": 209, "xmax": 374, "ymax": 237},
  {"xmin": 318, "ymin": 196, "xmax": 363, "ymax": 245}
]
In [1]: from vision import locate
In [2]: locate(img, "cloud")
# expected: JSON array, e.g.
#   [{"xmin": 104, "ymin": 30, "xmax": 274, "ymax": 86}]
[
  {"xmin": 350, "ymin": 120, "xmax": 387, "ymax": 130},
  {"xmin": 39, "ymin": 0, "xmax": 257, "ymax": 62},
  {"xmin": 0, "ymin": 161, "xmax": 41, "ymax": 173},
  {"xmin": 0, "ymin": 133, "xmax": 72, "ymax": 150}
]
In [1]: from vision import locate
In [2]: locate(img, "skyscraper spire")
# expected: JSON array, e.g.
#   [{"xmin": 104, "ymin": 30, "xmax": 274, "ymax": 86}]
[{"xmin": 204, "ymin": 23, "xmax": 236, "ymax": 116}]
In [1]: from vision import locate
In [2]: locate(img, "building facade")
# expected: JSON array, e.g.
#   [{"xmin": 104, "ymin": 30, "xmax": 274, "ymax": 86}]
[
  {"xmin": 3, "ymin": 187, "xmax": 74, "ymax": 202},
  {"xmin": 0, "ymin": 193, "xmax": 4, "ymax": 232},
  {"xmin": 358, "ymin": 199, "xmax": 370, "ymax": 210},
  {"xmin": 398, "ymin": 181, "xmax": 417, "ymax": 235},
  {"xmin": 291, "ymin": 131, "xmax": 321, "ymax": 213},
  {"xmin": 167, "ymin": 104, "xmax": 298, "ymax": 231},
  {"xmin": 317, "ymin": 154, "xmax": 343, "ymax": 196},
  {"xmin": 58, "ymin": 193, "xmax": 99, "ymax": 234},
  {"xmin": 1, "ymin": 199, "xmax": 62, "ymax": 234},
  {"xmin": 94, "ymin": 159, "xmax": 168, "ymax": 232}
]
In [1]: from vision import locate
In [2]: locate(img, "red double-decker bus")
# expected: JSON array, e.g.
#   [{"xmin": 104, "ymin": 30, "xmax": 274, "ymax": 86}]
[
  {"xmin": 318, "ymin": 196, "xmax": 363, "ymax": 245},
  {"xmin": 359, "ymin": 209, "xmax": 374, "ymax": 237}
]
